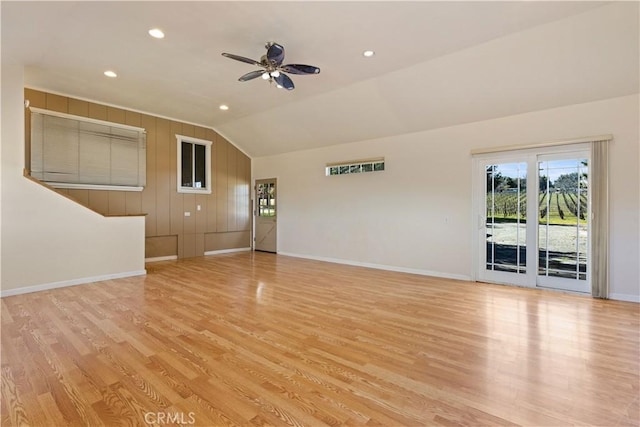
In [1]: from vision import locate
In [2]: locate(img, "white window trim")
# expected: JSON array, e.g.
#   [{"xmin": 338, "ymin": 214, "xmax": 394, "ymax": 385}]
[
  {"xmin": 470, "ymin": 134, "xmax": 612, "ymax": 155},
  {"xmin": 176, "ymin": 134, "xmax": 212, "ymax": 194},
  {"xmin": 30, "ymin": 107, "xmax": 146, "ymax": 133}
]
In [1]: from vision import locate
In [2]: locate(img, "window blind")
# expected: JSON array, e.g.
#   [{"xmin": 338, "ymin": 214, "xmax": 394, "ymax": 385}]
[{"xmin": 30, "ymin": 108, "xmax": 146, "ymax": 190}]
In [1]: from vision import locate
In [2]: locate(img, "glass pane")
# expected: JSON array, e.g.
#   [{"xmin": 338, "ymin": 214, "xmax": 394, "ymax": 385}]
[
  {"xmin": 194, "ymin": 143, "xmax": 206, "ymax": 188},
  {"xmin": 485, "ymin": 163, "xmax": 527, "ymax": 274},
  {"xmin": 374, "ymin": 162, "xmax": 385, "ymax": 171},
  {"xmin": 181, "ymin": 142, "xmax": 193, "ymax": 188},
  {"xmin": 257, "ymin": 182, "xmax": 276, "ymax": 217},
  {"xmin": 538, "ymin": 159, "xmax": 588, "ymax": 280},
  {"xmin": 268, "ymin": 183, "xmax": 276, "ymax": 216}
]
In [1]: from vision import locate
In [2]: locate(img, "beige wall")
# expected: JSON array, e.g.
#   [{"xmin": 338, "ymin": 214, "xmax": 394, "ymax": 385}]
[
  {"xmin": 253, "ymin": 94, "xmax": 640, "ymax": 302},
  {"xmin": 1, "ymin": 63, "xmax": 146, "ymax": 295},
  {"xmin": 25, "ymin": 89, "xmax": 251, "ymax": 259}
]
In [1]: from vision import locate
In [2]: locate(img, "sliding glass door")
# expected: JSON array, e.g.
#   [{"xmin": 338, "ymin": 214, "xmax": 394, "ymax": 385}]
[
  {"xmin": 483, "ymin": 161, "xmax": 530, "ymax": 286},
  {"xmin": 537, "ymin": 155, "xmax": 589, "ymax": 292},
  {"xmin": 475, "ymin": 146, "xmax": 590, "ymax": 293}
]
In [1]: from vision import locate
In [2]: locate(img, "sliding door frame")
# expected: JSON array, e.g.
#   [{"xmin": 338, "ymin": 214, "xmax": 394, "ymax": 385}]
[{"xmin": 471, "ymin": 142, "xmax": 592, "ymax": 293}]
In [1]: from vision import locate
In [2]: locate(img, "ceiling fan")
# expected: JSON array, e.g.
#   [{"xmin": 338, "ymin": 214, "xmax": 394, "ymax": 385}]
[{"xmin": 222, "ymin": 42, "xmax": 320, "ymax": 91}]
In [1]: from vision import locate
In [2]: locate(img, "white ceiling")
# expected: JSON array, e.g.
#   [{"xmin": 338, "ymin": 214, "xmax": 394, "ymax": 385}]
[{"xmin": 2, "ymin": 1, "xmax": 638, "ymax": 157}]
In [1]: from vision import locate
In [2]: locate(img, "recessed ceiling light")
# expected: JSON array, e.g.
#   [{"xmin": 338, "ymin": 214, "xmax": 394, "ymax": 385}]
[
  {"xmin": 219, "ymin": 105, "xmax": 229, "ymax": 111},
  {"xmin": 363, "ymin": 50, "xmax": 375, "ymax": 57},
  {"xmin": 148, "ymin": 28, "xmax": 165, "ymax": 39},
  {"xmin": 104, "ymin": 70, "xmax": 117, "ymax": 78}
]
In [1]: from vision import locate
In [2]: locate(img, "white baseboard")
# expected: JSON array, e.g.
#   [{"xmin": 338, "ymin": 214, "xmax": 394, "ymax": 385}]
[
  {"xmin": 0, "ymin": 270, "xmax": 147, "ymax": 298},
  {"xmin": 609, "ymin": 293, "xmax": 640, "ymax": 303},
  {"xmin": 145, "ymin": 255, "xmax": 178, "ymax": 263},
  {"xmin": 205, "ymin": 247, "xmax": 251, "ymax": 256},
  {"xmin": 278, "ymin": 252, "xmax": 471, "ymax": 282}
]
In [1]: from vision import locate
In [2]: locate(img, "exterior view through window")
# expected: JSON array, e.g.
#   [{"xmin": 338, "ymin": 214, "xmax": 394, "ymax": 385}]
[
  {"xmin": 485, "ymin": 162, "xmax": 527, "ymax": 274},
  {"xmin": 538, "ymin": 159, "xmax": 588, "ymax": 280},
  {"xmin": 176, "ymin": 135, "xmax": 212, "ymax": 194},
  {"xmin": 181, "ymin": 141, "xmax": 206, "ymax": 189},
  {"xmin": 484, "ymin": 157, "xmax": 589, "ymax": 289},
  {"xmin": 257, "ymin": 181, "xmax": 276, "ymax": 217}
]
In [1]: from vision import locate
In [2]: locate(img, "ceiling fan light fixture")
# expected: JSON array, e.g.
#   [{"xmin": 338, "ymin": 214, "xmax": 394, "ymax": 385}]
[
  {"xmin": 148, "ymin": 28, "xmax": 165, "ymax": 39},
  {"xmin": 270, "ymin": 70, "xmax": 280, "ymax": 78},
  {"xmin": 261, "ymin": 72, "xmax": 270, "ymax": 80}
]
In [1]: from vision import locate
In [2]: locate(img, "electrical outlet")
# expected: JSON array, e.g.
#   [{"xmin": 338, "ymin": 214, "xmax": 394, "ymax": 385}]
[{"xmin": 184, "ymin": 212, "xmax": 191, "ymax": 217}]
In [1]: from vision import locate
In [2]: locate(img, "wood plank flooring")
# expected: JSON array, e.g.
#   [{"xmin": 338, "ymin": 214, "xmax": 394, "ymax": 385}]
[{"xmin": 1, "ymin": 252, "xmax": 638, "ymax": 426}]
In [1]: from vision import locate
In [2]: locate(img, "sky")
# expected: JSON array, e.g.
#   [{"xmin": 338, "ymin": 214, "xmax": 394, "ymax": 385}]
[{"xmin": 489, "ymin": 159, "xmax": 588, "ymax": 183}]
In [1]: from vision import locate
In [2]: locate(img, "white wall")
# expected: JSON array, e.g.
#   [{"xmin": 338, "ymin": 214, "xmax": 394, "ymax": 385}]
[
  {"xmin": 1, "ymin": 62, "xmax": 146, "ymax": 296},
  {"xmin": 253, "ymin": 94, "xmax": 639, "ymax": 302}
]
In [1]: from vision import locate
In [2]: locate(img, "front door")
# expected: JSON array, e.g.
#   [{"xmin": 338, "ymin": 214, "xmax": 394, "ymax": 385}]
[
  {"xmin": 474, "ymin": 147, "xmax": 591, "ymax": 293},
  {"xmin": 255, "ymin": 178, "xmax": 277, "ymax": 253}
]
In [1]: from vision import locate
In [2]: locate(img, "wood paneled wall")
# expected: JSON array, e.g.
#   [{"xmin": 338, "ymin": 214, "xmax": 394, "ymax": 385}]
[{"xmin": 24, "ymin": 89, "xmax": 251, "ymax": 259}]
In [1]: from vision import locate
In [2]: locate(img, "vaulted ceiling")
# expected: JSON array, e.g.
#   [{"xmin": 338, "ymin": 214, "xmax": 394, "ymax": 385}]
[{"xmin": 2, "ymin": 1, "xmax": 638, "ymax": 157}]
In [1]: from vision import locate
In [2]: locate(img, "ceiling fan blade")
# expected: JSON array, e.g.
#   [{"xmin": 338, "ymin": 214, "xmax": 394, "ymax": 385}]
[
  {"xmin": 274, "ymin": 73, "xmax": 295, "ymax": 90},
  {"xmin": 221, "ymin": 52, "xmax": 263, "ymax": 67},
  {"xmin": 266, "ymin": 43, "xmax": 285, "ymax": 66},
  {"xmin": 238, "ymin": 70, "xmax": 265, "ymax": 82},
  {"xmin": 280, "ymin": 64, "xmax": 321, "ymax": 75}
]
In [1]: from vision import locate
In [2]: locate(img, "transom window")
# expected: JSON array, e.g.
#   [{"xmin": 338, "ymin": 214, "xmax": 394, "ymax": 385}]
[
  {"xmin": 176, "ymin": 135, "xmax": 212, "ymax": 194},
  {"xmin": 326, "ymin": 157, "xmax": 385, "ymax": 176}
]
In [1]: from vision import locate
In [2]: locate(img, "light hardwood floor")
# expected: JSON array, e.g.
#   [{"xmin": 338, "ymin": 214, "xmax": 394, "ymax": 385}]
[{"xmin": 1, "ymin": 252, "xmax": 638, "ymax": 426}]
